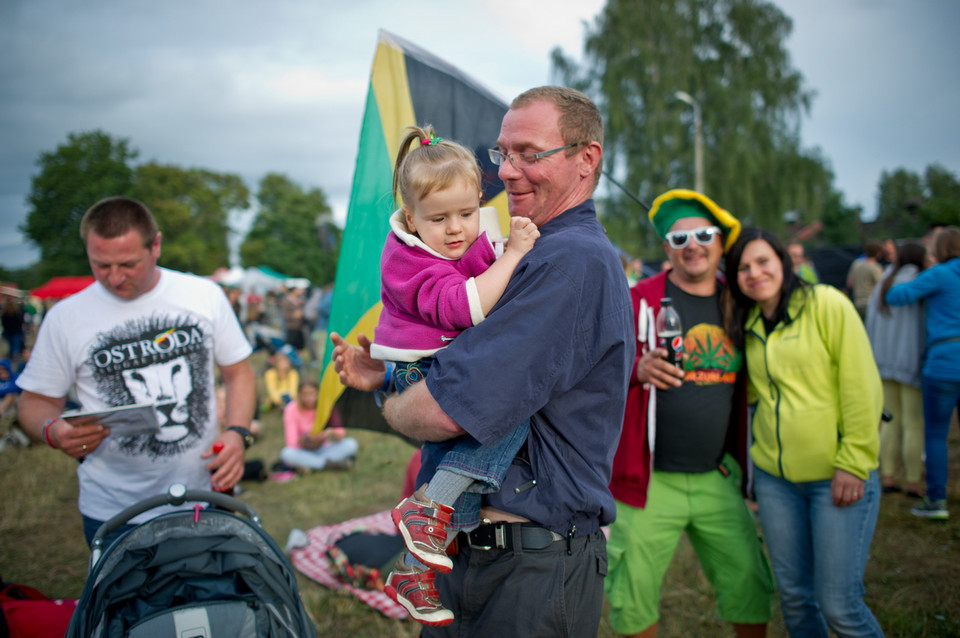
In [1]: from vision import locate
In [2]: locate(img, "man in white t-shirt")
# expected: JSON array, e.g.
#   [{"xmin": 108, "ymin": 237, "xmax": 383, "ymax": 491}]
[{"xmin": 17, "ymin": 196, "xmax": 257, "ymax": 547}]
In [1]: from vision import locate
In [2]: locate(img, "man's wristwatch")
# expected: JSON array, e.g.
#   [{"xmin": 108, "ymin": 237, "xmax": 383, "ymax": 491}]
[{"xmin": 226, "ymin": 426, "xmax": 254, "ymax": 450}]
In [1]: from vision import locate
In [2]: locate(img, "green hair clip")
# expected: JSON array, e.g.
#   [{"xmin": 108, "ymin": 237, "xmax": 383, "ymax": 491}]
[{"xmin": 420, "ymin": 137, "xmax": 443, "ymax": 146}]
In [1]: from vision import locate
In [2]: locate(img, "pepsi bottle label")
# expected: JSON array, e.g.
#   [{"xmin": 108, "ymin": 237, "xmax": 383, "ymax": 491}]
[{"xmin": 657, "ymin": 332, "xmax": 684, "ymax": 368}]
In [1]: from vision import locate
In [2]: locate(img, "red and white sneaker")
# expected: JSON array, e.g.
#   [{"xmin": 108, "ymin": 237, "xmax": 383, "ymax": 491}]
[
  {"xmin": 384, "ymin": 561, "xmax": 454, "ymax": 627},
  {"xmin": 391, "ymin": 484, "xmax": 454, "ymax": 573}
]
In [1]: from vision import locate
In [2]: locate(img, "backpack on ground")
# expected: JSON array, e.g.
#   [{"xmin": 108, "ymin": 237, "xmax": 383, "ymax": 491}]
[
  {"xmin": 325, "ymin": 529, "xmax": 405, "ymax": 591},
  {"xmin": 0, "ymin": 580, "xmax": 77, "ymax": 638}
]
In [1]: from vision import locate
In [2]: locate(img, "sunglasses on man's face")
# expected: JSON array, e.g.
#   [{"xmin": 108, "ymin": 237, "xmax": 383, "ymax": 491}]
[{"xmin": 664, "ymin": 226, "xmax": 721, "ymax": 250}]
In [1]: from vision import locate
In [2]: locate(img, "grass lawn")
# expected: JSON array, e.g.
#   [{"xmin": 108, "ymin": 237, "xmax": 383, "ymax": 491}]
[{"xmin": 1, "ymin": 373, "xmax": 958, "ymax": 637}]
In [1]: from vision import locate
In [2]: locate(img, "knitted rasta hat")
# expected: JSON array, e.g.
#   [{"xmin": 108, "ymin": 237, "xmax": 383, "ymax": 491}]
[{"xmin": 648, "ymin": 189, "xmax": 741, "ymax": 252}]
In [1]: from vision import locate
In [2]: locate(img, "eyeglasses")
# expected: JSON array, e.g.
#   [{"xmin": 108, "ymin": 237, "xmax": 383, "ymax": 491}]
[
  {"xmin": 664, "ymin": 226, "xmax": 722, "ymax": 249},
  {"xmin": 487, "ymin": 142, "xmax": 586, "ymax": 169}
]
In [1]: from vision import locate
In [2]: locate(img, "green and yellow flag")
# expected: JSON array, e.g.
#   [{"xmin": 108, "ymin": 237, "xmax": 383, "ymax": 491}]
[{"xmin": 315, "ymin": 30, "xmax": 510, "ymax": 434}]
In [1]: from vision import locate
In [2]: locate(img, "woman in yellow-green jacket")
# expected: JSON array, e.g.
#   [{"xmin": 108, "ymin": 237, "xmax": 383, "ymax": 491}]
[{"xmin": 725, "ymin": 228, "xmax": 884, "ymax": 638}]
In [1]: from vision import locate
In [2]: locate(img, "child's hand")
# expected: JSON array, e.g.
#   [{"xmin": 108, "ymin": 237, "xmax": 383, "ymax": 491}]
[
  {"xmin": 506, "ymin": 217, "xmax": 540, "ymax": 256},
  {"xmin": 301, "ymin": 432, "xmax": 325, "ymax": 450}
]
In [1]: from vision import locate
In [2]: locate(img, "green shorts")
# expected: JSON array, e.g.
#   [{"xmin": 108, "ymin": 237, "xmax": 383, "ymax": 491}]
[{"xmin": 605, "ymin": 457, "xmax": 774, "ymax": 634}]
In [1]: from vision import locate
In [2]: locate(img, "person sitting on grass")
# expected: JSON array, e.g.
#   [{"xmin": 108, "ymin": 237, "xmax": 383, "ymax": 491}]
[
  {"xmin": 279, "ymin": 379, "xmax": 357, "ymax": 473},
  {"xmin": 262, "ymin": 348, "xmax": 299, "ymax": 412},
  {"xmin": 0, "ymin": 358, "xmax": 28, "ymax": 449},
  {"xmin": 0, "ymin": 358, "xmax": 20, "ymax": 420}
]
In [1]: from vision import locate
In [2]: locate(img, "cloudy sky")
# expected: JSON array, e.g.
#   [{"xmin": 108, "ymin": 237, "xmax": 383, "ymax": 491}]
[{"xmin": 1, "ymin": 0, "xmax": 958, "ymax": 269}]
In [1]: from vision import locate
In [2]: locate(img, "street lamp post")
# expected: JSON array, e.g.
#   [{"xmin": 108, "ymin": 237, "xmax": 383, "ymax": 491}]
[{"xmin": 674, "ymin": 90, "xmax": 704, "ymax": 193}]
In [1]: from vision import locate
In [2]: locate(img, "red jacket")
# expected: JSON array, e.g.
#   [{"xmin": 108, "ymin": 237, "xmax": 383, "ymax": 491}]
[{"xmin": 609, "ymin": 270, "xmax": 750, "ymax": 508}]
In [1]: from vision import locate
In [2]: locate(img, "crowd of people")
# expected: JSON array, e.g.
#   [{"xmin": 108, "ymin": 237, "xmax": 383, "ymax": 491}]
[
  {"xmin": 240, "ymin": 283, "xmax": 358, "ymax": 478},
  {"xmin": 2, "ymin": 84, "xmax": 957, "ymax": 638},
  {"xmin": 0, "ymin": 291, "xmax": 40, "ymax": 450},
  {"xmin": 335, "ymin": 108, "xmax": 957, "ymax": 638},
  {"xmin": 326, "ymin": 86, "xmax": 959, "ymax": 638}
]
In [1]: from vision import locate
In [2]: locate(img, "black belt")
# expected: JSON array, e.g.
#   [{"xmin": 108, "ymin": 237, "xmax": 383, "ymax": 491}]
[{"xmin": 463, "ymin": 521, "xmax": 564, "ymax": 551}]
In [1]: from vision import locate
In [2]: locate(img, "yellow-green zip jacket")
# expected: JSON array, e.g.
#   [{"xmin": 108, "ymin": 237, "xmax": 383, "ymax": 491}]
[{"xmin": 745, "ymin": 284, "xmax": 881, "ymax": 482}]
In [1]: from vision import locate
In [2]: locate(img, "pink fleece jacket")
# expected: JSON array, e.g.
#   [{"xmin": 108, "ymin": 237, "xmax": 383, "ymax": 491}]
[{"xmin": 370, "ymin": 211, "xmax": 497, "ymax": 362}]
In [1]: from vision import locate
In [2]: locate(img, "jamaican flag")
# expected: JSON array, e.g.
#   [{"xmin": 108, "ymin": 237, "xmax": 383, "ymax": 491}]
[{"xmin": 315, "ymin": 30, "xmax": 510, "ymax": 436}]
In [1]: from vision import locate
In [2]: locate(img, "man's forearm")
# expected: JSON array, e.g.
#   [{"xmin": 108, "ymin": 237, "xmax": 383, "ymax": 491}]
[
  {"xmin": 221, "ymin": 359, "xmax": 257, "ymax": 427},
  {"xmin": 382, "ymin": 381, "xmax": 465, "ymax": 442},
  {"xmin": 17, "ymin": 391, "xmax": 67, "ymax": 441}
]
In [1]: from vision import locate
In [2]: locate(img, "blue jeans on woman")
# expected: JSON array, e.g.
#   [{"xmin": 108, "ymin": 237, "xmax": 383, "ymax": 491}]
[
  {"xmin": 395, "ymin": 358, "xmax": 529, "ymax": 531},
  {"xmin": 754, "ymin": 467, "xmax": 883, "ymax": 638},
  {"xmin": 921, "ymin": 375, "xmax": 960, "ymax": 501},
  {"xmin": 281, "ymin": 436, "xmax": 359, "ymax": 471}
]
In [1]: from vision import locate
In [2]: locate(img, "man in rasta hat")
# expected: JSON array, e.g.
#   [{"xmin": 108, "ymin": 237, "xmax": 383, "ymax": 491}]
[{"xmin": 606, "ymin": 189, "xmax": 774, "ymax": 637}]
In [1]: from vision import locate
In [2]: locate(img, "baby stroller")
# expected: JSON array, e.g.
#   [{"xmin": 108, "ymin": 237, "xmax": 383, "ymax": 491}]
[{"xmin": 65, "ymin": 484, "xmax": 317, "ymax": 637}]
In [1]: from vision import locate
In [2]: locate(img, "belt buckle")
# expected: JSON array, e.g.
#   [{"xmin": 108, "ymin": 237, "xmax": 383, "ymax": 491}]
[{"xmin": 468, "ymin": 519, "xmax": 507, "ymax": 550}]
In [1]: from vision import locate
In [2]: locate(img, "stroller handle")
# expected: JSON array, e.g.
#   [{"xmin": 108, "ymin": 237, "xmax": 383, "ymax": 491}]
[{"xmin": 90, "ymin": 483, "xmax": 262, "ymax": 564}]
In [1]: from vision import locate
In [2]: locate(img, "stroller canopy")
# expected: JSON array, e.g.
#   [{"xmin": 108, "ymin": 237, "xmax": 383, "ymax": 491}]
[{"xmin": 67, "ymin": 501, "xmax": 317, "ymax": 638}]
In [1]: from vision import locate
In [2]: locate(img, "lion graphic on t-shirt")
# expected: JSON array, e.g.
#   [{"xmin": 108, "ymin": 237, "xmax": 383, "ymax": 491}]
[{"xmin": 121, "ymin": 355, "xmax": 192, "ymax": 442}]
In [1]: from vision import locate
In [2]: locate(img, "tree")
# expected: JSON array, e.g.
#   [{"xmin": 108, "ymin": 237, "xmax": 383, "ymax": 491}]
[
  {"xmin": 240, "ymin": 174, "xmax": 340, "ymax": 285},
  {"xmin": 132, "ymin": 162, "xmax": 250, "ymax": 275},
  {"xmin": 552, "ymin": 0, "xmax": 845, "ymax": 257},
  {"xmin": 874, "ymin": 164, "xmax": 960, "ymax": 240},
  {"xmin": 22, "ymin": 131, "xmax": 249, "ymax": 278},
  {"xmin": 819, "ymin": 191, "xmax": 861, "ymax": 247},
  {"xmin": 22, "ymin": 130, "xmax": 137, "ymax": 277}
]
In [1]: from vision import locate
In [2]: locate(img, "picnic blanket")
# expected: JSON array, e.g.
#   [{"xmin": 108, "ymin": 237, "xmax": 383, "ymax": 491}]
[{"xmin": 289, "ymin": 509, "xmax": 409, "ymax": 619}]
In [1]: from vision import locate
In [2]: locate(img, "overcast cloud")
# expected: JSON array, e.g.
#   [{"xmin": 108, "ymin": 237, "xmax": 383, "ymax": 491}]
[{"xmin": 1, "ymin": 0, "xmax": 958, "ymax": 269}]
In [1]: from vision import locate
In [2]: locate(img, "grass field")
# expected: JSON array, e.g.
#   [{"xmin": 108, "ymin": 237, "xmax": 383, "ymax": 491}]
[{"xmin": 1, "ymin": 368, "xmax": 959, "ymax": 637}]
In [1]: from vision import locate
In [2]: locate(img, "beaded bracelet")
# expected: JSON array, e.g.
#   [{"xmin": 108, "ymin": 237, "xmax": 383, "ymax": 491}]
[{"xmin": 41, "ymin": 418, "xmax": 58, "ymax": 449}]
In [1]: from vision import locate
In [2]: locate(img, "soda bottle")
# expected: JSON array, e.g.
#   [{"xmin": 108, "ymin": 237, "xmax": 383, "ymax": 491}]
[
  {"xmin": 656, "ymin": 297, "xmax": 684, "ymax": 370},
  {"xmin": 210, "ymin": 441, "xmax": 234, "ymax": 495}
]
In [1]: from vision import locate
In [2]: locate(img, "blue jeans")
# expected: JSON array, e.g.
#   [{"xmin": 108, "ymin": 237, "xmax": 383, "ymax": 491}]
[
  {"xmin": 4, "ymin": 333, "xmax": 22, "ymax": 359},
  {"xmin": 280, "ymin": 436, "xmax": 359, "ymax": 471},
  {"xmin": 921, "ymin": 375, "xmax": 960, "ymax": 501},
  {"xmin": 82, "ymin": 514, "xmax": 136, "ymax": 550},
  {"xmin": 754, "ymin": 467, "xmax": 883, "ymax": 638},
  {"xmin": 396, "ymin": 358, "xmax": 530, "ymax": 531}
]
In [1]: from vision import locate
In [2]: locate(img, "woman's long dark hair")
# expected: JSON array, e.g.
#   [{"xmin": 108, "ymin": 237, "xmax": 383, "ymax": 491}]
[
  {"xmin": 723, "ymin": 227, "xmax": 808, "ymax": 348},
  {"xmin": 877, "ymin": 240, "xmax": 926, "ymax": 316}
]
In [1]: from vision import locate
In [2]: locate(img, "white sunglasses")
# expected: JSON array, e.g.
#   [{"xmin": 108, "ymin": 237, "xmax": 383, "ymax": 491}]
[{"xmin": 664, "ymin": 226, "xmax": 721, "ymax": 249}]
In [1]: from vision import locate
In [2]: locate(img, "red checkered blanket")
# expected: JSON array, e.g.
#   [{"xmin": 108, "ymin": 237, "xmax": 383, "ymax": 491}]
[{"xmin": 289, "ymin": 509, "xmax": 409, "ymax": 620}]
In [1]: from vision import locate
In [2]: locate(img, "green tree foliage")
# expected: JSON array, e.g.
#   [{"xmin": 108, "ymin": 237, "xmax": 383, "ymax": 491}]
[
  {"xmin": 132, "ymin": 162, "xmax": 249, "ymax": 275},
  {"xmin": 1, "ymin": 263, "xmax": 46, "ymax": 292},
  {"xmin": 22, "ymin": 130, "xmax": 137, "ymax": 278},
  {"xmin": 875, "ymin": 164, "xmax": 960, "ymax": 240},
  {"xmin": 23, "ymin": 130, "xmax": 250, "ymax": 278},
  {"xmin": 819, "ymin": 191, "xmax": 862, "ymax": 247},
  {"xmin": 924, "ymin": 164, "xmax": 960, "ymax": 226},
  {"xmin": 552, "ymin": 0, "xmax": 853, "ymax": 257},
  {"xmin": 240, "ymin": 174, "xmax": 340, "ymax": 285}
]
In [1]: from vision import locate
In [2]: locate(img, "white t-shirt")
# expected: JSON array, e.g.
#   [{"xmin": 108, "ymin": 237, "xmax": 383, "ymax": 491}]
[{"xmin": 18, "ymin": 268, "xmax": 253, "ymax": 523}]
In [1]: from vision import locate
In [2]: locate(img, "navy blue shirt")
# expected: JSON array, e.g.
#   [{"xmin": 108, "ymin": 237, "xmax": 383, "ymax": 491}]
[{"xmin": 423, "ymin": 200, "xmax": 635, "ymax": 536}]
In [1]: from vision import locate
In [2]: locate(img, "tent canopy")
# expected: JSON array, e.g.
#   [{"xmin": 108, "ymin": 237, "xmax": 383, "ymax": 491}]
[
  {"xmin": 31, "ymin": 276, "xmax": 96, "ymax": 299},
  {"xmin": 210, "ymin": 266, "xmax": 311, "ymax": 295}
]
